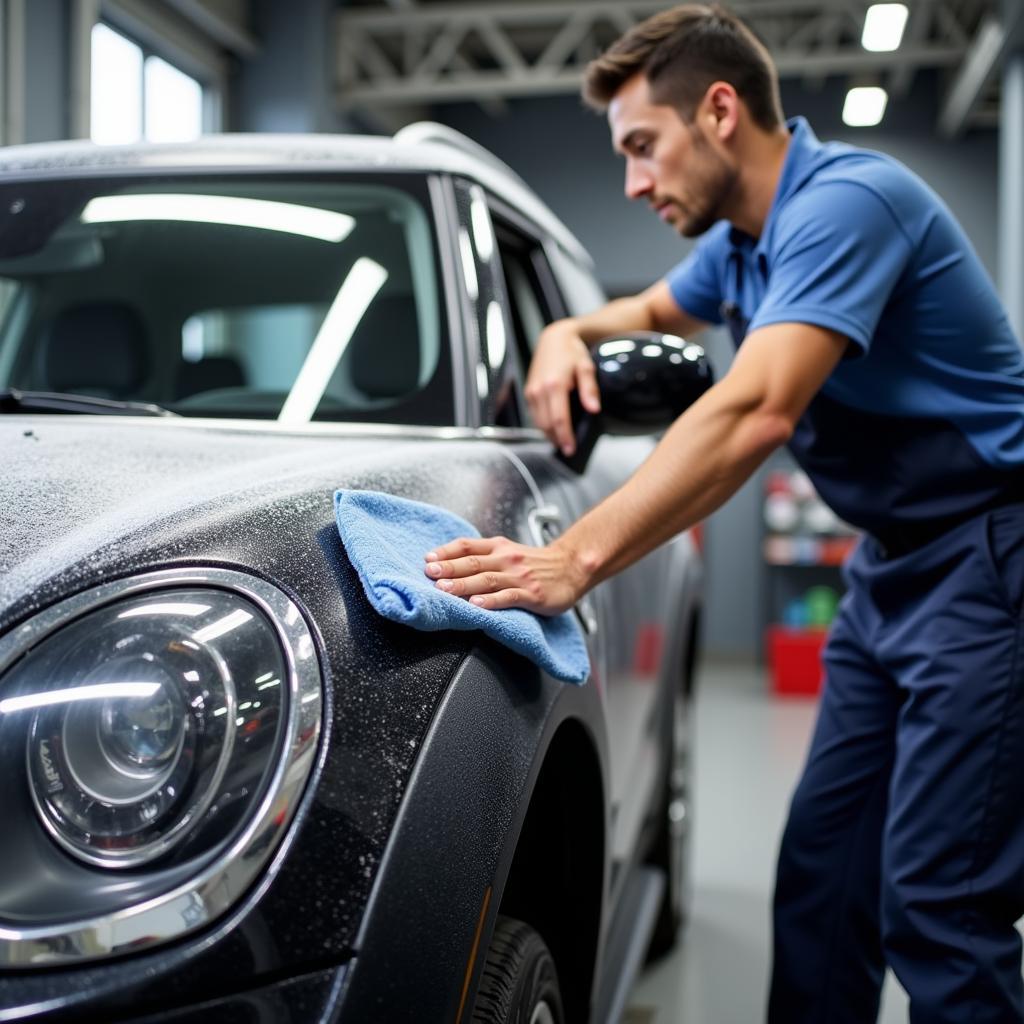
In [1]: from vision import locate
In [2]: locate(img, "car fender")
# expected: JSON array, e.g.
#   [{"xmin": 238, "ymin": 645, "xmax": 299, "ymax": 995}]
[{"xmin": 334, "ymin": 642, "xmax": 609, "ymax": 1023}]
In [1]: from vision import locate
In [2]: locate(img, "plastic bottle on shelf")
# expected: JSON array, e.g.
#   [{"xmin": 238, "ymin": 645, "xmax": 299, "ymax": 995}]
[
  {"xmin": 782, "ymin": 597, "xmax": 810, "ymax": 628},
  {"xmin": 765, "ymin": 492, "xmax": 800, "ymax": 533},
  {"xmin": 805, "ymin": 585, "xmax": 840, "ymax": 627}
]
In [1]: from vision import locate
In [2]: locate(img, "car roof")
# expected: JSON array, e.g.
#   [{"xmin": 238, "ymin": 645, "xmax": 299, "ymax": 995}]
[{"xmin": 0, "ymin": 128, "xmax": 592, "ymax": 266}]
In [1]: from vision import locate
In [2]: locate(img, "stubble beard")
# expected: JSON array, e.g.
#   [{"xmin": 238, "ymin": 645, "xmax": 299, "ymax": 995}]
[{"xmin": 676, "ymin": 133, "xmax": 739, "ymax": 239}]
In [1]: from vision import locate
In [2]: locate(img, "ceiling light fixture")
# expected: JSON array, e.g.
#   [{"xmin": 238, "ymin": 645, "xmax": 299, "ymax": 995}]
[
  {"xmin": 862, "ymin": 3, "xmax": 909, "ymax": 52},
  {"xmin": 82, "ymin": 194, "xmax": 355, "ymax": 243},
  {"xmin": 843, "ymin": 86, "xmax": 889, "ymax": 127}
]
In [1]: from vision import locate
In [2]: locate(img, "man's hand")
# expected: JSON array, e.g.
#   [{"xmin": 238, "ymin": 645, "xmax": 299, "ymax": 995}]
[
  {"xmin": 424, "ymin": 535, "xmax": 588, "ymax": 615},
  {"xmin": 525, "ymin": 321, "xmax": 601, "ymax": 456}
]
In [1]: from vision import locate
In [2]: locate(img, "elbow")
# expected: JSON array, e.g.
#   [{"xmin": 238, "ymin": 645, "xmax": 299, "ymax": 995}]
[{"xmin": 746, "ymin": 408, "xmax": 795, "ymax": 460}]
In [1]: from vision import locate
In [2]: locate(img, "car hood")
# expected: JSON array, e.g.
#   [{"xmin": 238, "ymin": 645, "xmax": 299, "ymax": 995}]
[{"xmin": 0, "ymin": 416, "xmax": 518, "ymax": 629}]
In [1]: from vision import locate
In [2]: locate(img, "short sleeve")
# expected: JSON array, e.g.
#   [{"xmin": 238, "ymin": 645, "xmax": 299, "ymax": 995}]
[
  {"xmin": 749, "ymin": 181, "xmax": 913, "ymax": 355},
  {"xmin": 664, "ymin": 221, "xmax": 730, "ymax": 325}
]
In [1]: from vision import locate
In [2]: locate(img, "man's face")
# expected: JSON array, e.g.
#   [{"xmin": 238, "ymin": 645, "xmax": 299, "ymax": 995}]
[{"xmin": 608, "ymin": 73, "xmax": 737, "ymax": 238}]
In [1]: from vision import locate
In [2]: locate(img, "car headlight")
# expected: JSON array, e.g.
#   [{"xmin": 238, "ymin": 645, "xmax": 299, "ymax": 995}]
[{"xmin": 0, "ymin": 568, "xmax": 322, "ymax": 966}]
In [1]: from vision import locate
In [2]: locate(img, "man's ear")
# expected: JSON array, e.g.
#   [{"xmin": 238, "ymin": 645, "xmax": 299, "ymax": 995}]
[{"xmin": 702, "ymin": 81, "xmax": 740, "ymax": 141}]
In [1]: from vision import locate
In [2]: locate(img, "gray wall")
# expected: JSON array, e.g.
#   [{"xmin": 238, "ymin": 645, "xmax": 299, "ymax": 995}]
[
  {"xmin": 434, "ymin": 73, "xmax": 1000, "ymax": 660},
  {"xmin": 22, "ymin": 0, "xmax": 70, "ymax": 143},
  {"xmin": 231, "ymin": 0, "xmax": 337, "ymax": 132}
]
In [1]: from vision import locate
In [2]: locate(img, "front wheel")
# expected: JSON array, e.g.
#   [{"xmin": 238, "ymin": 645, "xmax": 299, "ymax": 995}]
[{"xmin": 472, "ymin": 915, "xmax": 564, "ymax": 1024}]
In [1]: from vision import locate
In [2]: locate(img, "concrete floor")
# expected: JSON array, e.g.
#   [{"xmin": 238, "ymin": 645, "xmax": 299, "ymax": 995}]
[{"xmin": 626, "ymin": 661, "xmax": 910, "ymax": 1023}]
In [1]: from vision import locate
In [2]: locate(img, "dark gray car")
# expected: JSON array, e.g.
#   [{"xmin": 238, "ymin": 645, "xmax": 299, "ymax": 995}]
[{"xmin": 0, "ymin": 125, "xmax": 707, "ymax": 1024}]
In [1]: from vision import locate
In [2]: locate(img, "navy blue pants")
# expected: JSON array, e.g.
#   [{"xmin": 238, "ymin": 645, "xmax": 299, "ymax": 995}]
[{"xmin": 768, "ymin": 505, "xmax": 1024, "ymax": 1023}]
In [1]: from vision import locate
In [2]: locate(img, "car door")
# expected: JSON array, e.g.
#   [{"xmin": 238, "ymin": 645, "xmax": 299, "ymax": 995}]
[
  {"xmin": 460, "ymin": 181, "xmax": 675, "ymax": 889},
  {"xmin": 445, "ymin": 176, "xmax": 605, "ymax": 678}
]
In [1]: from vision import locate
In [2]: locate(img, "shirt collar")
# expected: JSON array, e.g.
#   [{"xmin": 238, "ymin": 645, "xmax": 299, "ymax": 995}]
[{"xmin": 727, "ymin": 116, "xmax": 823, "ymax": 256}]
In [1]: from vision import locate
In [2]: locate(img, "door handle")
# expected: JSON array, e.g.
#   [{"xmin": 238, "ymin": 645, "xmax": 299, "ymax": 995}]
[
  {"xmin": 527, "ymin": 504, "xmax": 599, "ymax": 636},
  {"xmin": 527, "ymin": 504, "xmax": 562, "ymax": 546}
]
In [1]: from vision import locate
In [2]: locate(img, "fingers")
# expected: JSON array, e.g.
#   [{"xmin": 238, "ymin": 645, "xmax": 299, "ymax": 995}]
[
  {"xmin": 468, "ymin": 590, "xmax": 532, "ymax": 611},
  {"xmin": 576, "ymin": 360, "xmax": 602, "ymax": 415},
  {"xmin": 434, "ymin": 570, "xmax": 517, "ymax": 598},
  {"xmin": 421, "ymin": 536, "xmax": 575, "ymax": 616},
  {"xmin": 525, "ymin": 368, "xmax": 600, "ymax": 454},
  {"xmin": 525, "ymin": 329, "xmax": 596, "ymax": 455},
  {"xmin": 525, "ymin": 379, "xmax": 571, "ymax": 453},
  {"xmin": 424, "ymin": 536, "xmax": 497, "ymax": 562},
  {"xmin": 546, "ymin": 386, "xmax": 575, "ymax": 456},
  {"xmin": 424, "ymin": 552, "xmax": 505, "ymax": 581},
  {"xmin": 423, "ymin": 536, "xmax": 534, "ymax": 605}
]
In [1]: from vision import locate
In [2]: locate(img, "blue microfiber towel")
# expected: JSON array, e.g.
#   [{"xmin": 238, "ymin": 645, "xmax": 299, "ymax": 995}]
[{"xmin": 333, "ymin": 489, "xmax": 590, "ymax": 684}]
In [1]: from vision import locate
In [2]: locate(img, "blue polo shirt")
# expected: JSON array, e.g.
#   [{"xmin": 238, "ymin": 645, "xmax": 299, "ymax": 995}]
[{"xmin": 666, "ymin": 117, "xmax": 1024, "ymax": 542}]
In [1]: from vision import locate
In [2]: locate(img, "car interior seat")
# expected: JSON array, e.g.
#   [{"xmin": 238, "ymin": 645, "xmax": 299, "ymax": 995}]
[
  {"xmin": 42, "ymin": 302, "xmax": 149, "ymax": 399},
  {"xmin": 176, "ymin": 355, "xmax": 246, "ymax": 399},
  {"xmin": 347, "ymin": 294, "xmax": 421, "ymax": 399}
]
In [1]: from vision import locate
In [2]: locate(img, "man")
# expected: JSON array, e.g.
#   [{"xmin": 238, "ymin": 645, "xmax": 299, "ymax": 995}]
[{"xmin": 423, "ymin": 4, "xmax": 1024, "ymax": 1020}]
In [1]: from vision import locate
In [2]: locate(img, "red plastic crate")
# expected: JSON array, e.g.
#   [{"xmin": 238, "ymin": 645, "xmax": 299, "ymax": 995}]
[{"xmin": 766, "ymin": 626, "xmax": 828, "ymax": 696}]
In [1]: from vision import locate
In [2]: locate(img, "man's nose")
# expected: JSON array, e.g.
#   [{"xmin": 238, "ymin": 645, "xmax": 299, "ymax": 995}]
[{"xmin": 625, "ymin": 160, "xmax": 653, "ymax": 200}]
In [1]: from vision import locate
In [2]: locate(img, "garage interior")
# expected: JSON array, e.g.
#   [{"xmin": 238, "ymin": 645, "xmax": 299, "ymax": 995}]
[{"xmin": 2, "ymin": 0, "xmax": 1021, "ymax": 1020}]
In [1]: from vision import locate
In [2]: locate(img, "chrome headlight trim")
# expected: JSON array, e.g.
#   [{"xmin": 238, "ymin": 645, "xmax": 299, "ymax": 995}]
[{"xmin": 0, "ymin": 567, "xmax": 323, "ymax": 967}]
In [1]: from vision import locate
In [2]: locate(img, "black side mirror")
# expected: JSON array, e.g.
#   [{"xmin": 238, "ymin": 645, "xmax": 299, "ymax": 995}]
[
  {"xmin": 593, "ymin": 331, "xmax": 713, "ymax": 434},
  {"xmin": 557, "ymin": 332, "xmax": 714, "ymax": 473}
]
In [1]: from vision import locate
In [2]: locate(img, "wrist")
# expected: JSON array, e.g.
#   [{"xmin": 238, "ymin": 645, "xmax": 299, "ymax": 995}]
[
  {"xmin": 543, "ymin": 318, "xmax": 585, "ymax": 349},
  {"xmin": 555, "ymin": 534, "xmax": 603, "ymax": 599}
]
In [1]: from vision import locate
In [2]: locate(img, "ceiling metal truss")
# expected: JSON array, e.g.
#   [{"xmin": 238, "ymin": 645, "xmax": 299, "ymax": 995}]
[{"xmin": 336, "ymin": 0, "xmax": 997, "ymax": 124}]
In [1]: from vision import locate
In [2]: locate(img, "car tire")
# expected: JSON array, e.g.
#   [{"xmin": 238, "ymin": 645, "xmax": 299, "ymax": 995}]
[
  {"xmin": 472, "ymin": 915, "xmax": 564, "ymax": 1024},
  {"xmin": 645, "ymin": 681, "xmax": 694, "ymax": 962}
]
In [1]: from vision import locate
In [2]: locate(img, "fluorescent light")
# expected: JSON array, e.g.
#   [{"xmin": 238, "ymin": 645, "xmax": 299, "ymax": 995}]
[
  {"xmin": 843, "ymin": 86, "xmax": 888, "ymax": 127},
  {"xmin": 470, "ymin": 186, "xmax": 494, "ymax": 262},
  {"xmin": 81, "ymin": 194, "xmax": 355, "ymax": 243},
  {"xmin": 1, "ymin": 682, "xmax": 161, "ymax": 714},
  {"xmin": 118, "ymin": 602, "xmax": 210, "ymax": 619},
  {"xmin": 862, "ymin": 4, "xmax": 909, "ymax": 52},
  {"xmin": 192, "ymin": 609, "xmax": 253, "ymax": 643},
  {"xmin": 459, "ymin": 228, "xmax": 479, "ymax": 301},
  {"xmin": 486, "ymin": 301, "xmax": 506, "ymax": 369},
  {"xmin": 277, "ymin": 257, "xmax": 389, "ymax": 424},
  {"xmin": 599, "ymin": 339, "xmax": 637, "ymax": 356}
]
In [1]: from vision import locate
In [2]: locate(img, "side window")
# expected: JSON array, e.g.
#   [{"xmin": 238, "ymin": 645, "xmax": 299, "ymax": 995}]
[{"xmin": 492, "ymin": 219, "xmax": 566, "ymax": 427}]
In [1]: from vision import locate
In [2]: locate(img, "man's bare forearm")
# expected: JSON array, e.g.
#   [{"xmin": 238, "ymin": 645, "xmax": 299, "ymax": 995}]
[
  {"xmin": 556, "ymin": 381, "xmax": 793, "ymax": 588},
  {"xmin": 425, "ymin": 323, "xmax": 846, "ymax": 618},
  {"xmin": 546, "ymin": 293, "xmax": 657, "ymax": 348}
]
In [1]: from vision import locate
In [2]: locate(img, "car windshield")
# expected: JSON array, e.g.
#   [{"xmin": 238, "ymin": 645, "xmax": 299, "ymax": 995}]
[{"xmin": 0, "ymin": 173, "xmax": 452, "ymax": 424}]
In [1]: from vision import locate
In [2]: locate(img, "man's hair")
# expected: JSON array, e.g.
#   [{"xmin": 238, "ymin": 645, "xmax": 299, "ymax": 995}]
[{"xmin": 583, "ymin": 3, "xmax": 784, "ymax": 131}]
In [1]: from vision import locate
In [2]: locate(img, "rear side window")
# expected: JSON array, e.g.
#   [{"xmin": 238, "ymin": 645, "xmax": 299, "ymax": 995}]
[{"xmin": 491, "ymin": 216, "xmax": 566, "ymax": 427}]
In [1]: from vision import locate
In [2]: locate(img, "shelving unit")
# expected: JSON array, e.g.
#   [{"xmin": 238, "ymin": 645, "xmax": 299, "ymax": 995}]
[{"xmin": 761, "ymin": 462, "xmax": 858, "ymax": 696}]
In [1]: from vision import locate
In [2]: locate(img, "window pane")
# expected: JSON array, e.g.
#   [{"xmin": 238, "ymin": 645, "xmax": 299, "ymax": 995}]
[
  {"xmin": 0, "ymin": 280, "xmax": 18, "ymax": 322},
  {"xmin": 144, "ymin": 57, "xmax": 203, "ymax": 143},
  {"xmin": 91, "ymin": 24, "xmax": 143, "ymax": 145},
  {"xmin": 0, "ymin": 177, "xmax": 451, "ymax": 424}
]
